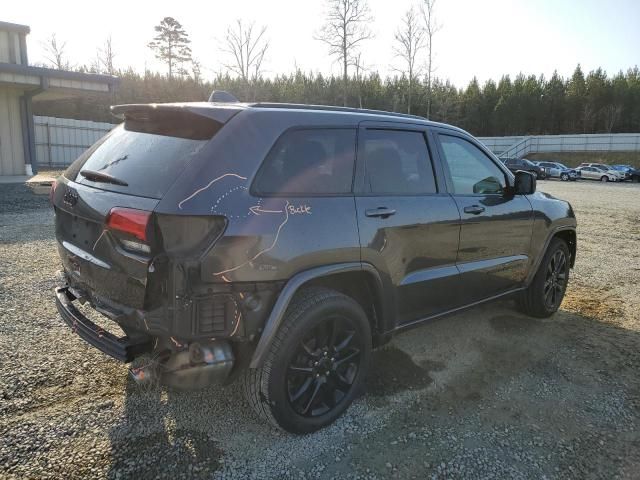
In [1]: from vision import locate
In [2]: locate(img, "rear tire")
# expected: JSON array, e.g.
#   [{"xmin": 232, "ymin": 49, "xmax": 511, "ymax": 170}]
[
  {"xmin": 243, "ymin": 287, "xmax": 371, "ymax": 434},
  {"xmin": 518, "ymin": 238, "xmax": 570, "ymax": 318}
]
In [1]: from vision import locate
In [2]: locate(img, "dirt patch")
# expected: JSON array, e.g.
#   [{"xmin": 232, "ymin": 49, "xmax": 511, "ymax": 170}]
[
  {"xmin": 366, "ymin": 346, "xmax": 442, "ymax": 398},
  {"xmin": 489, "ymin": 314, "xmax": 538, "ymax": 334},
  {"xmin": 561, "ymin": 283, "xmax": 625, "ymax": 324}
]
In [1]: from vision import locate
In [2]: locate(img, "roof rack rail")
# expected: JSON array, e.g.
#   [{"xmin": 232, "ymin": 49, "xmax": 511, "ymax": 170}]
[{"xmin": 249, "ymin": 102, "xmax": 427, "ymax": 121}]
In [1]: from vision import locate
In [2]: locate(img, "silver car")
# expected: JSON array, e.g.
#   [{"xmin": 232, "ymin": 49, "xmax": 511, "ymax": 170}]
[
  {"xmin": 575, "ymin": 166, "xmax": 618, "ymax": 182},
  {"xmin": 578, "ymin": 163, "xmax": 625, "ymax": 181}
]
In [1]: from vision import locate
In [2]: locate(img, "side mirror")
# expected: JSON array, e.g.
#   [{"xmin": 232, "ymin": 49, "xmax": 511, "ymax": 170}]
[{"xmin": 514, "ymin": 170, "xmax": 536, "ymax": 195}]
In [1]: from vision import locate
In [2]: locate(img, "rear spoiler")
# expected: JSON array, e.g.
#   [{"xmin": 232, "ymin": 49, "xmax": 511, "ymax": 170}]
[
  {"xmin": 111, "ymin": 102, "xmax": 243, "ymax": 124},
  {"xmin": 110, "ymin": 103, "xmax": 244, "ymax": 140}
]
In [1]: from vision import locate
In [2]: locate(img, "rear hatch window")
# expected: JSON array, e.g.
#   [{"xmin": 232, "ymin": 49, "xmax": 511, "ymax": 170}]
[{"xmin": 69, "ymin": 125, "xmax": 207, "ymax": 199}]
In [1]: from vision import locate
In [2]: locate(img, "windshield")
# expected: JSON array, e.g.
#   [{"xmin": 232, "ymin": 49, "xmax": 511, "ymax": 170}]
[{"xmin": 70, "ymin": 125, "xmax": 208, "ymax": 199}]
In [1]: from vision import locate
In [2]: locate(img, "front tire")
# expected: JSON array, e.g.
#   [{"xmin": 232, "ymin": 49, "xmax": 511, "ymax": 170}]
[
  {"xmin": 600, "ymin": 176, "xmax": 609, "ymax": 182},
  {"xmin": 561, "ymin": 173, "xmax": 569, "ymax": 181},
  {"xmin": 243, "ymin": 287, "xmax": 371, "ymax": 434},
  {"xmin": 518, "ymin": 238, "xmax": 570, "ymax": 318}
]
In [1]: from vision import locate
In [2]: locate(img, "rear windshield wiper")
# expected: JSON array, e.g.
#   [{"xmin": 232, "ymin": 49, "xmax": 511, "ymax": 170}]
[{"xmin": 80, "ymin": 170, "xmax": 129, "ymax": 187}]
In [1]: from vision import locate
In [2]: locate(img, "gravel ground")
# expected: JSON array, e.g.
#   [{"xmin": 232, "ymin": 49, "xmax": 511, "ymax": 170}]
[{"xmin": 1, "ymin": 180, "xmax": 639, "ymax": 479}]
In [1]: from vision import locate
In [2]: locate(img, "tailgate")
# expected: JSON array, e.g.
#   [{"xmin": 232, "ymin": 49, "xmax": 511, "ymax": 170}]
[{"xmin": 53, "ymin": 179, "xmax": 159, "ymax": 309}]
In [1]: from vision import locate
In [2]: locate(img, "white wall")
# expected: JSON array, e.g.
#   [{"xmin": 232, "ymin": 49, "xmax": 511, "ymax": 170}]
[{"xmin": 0, "ymin": 87, "xmax": 26, "ymax": 176}]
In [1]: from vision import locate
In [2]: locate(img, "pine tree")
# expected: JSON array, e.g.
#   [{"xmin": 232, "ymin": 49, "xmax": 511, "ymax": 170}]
[{"xmin": 148, "ymin": 17, "xmax": 192, "ymax": 79}]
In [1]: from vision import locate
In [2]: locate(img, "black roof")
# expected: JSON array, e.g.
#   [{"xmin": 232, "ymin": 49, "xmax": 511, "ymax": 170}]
[
  {"xmin": 249, "ymin": 102, "xmax": 427, "ymax": 121},
  {"xmin": 111, "ymin": 101, "xmax": 467, "ymax": 134}
]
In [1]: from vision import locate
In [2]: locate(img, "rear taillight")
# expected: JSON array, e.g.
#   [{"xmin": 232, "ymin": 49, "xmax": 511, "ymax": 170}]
[
  {"xmin": 106, "ymin": 207, "xmax": 151, "ymax": 242},
  {"xmin": 49, "ymin": 180, "xmax": 57, "ymax": 205}
]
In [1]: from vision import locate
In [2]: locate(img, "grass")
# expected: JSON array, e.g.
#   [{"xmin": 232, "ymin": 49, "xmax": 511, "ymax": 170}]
[{"xmin": 527, "ymin": 151, "xmax": 640, "ymax": 168}]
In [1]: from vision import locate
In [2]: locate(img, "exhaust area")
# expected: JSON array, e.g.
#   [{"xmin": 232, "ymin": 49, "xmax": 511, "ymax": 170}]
[{"xmin": 132, "ymin": 341, "xmax": 235, "ymax": 389}]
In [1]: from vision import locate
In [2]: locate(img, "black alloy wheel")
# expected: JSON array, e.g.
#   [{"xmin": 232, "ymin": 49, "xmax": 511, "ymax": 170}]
[
  {"xmin": 543, "ymin": 249, "xmax": 567, "ymax": 310},
  {"xmin": 286, "ymin": 316, "xmax": 362, "ymax": 417},
  {"xmin": 518, "ymin": 238, "xmax": 571, "ymax": 318},
  {"xmin": 243, "ymin": 287, "xmax": 371, "ymax": 434}
]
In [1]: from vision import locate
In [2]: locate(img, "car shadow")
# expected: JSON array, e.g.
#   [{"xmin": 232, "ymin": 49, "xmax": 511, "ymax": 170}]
[
  {"xmin": 105, "ymin": 299, "xmax": 640, "ymax": 479},
  {"xmin": 106, "ymin": 377, "xmax": 225, "ymax": 479}
]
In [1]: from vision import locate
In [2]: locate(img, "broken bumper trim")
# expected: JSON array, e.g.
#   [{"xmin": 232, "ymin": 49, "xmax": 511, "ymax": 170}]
[{"xmin": 55, "ymin": 286, "xmax": 152, "ymax": 363}]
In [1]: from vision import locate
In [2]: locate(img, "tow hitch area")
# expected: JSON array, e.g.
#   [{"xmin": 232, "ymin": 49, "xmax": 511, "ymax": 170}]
[
  {"xmin": 130, "ymin": 341, "xmax": 235, "ymax": 389},
  {"xmin": 55, "ymin": 286, "xmax": 152, "ymax": 362}
]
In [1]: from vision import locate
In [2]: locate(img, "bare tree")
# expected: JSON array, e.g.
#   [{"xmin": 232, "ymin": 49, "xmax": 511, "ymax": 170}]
[
  {"xmin": 97, "ymin": 36, "xmax": 116, "ymax": 75},
  {"xmin": 422, "ymin": 0, "xmax": 441, "ymax": 119},
  {"xmin": 191, "ymin": 59, "xmax": 203, "ymax": 85},
  {"xmin": 222, "ymin": 19, "xmax": 269, "ymax": 97},
  {"xmin": 42, "ymin": 34, "xmax": 69, "ymax": 70},
  {"xmin": 603, "ymin": 104, "xmax": 622, "ymax": 133},
  {"xmin": 316, "ymin": 0, "xmax": 373, "ymax": 106},
  {"xmin": 393, "ymin": 7, "xmax": 425, "ymax": 114},
  {"xmin": 353, "ymin": 53, "xmax": 368, "ymax": 108}
]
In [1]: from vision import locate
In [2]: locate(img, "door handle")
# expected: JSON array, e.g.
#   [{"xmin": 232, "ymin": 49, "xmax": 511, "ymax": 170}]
[
  {"xmin": 365, "ymin": 207, "xmax": 396, "ymax": 218},
  {"xmin": 463, "ymin": 205, "xmax": 485, "ymax": 215}
]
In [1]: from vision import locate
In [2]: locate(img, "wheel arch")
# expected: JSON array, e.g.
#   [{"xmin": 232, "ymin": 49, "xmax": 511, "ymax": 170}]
[
  {"xmin": 526, "ymin": 226, "xmax": 577, "ymax": 286},
  {"xmin": 249, "ymin": 262, "xmax": 391, "ymax": 368},
  {"xmin": 553, "ymin": 229, "xmax": 576, "ymax": 268}
]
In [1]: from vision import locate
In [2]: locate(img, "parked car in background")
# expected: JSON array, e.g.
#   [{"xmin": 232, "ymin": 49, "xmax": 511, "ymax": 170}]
[
  {"xmin": 578, "ymin": 163, "xmax": 625, "ymax": 181},
  {"xmin": 575, "ymin": 166, "xmax": 619, "ymax": 182},
  {"xmin": 51, "ymin": 101, "xmax": 577, "ymax": 433},
  {"xmin": 534, "ymin": 161, "xmax": 580, "ymax": 181},
  {"xmin": 611, "ymin": 165, "xmax": 640, "ymax": 182},
  {"xmin": 503, "ymin": 158, "xmax": 546, "ymax": 179}
]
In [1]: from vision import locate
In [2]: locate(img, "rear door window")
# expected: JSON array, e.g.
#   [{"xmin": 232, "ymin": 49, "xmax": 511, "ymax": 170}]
[
  {"xmin": 69, "ymin": 125, "xmax": 208, "ymax": 199},
  {"xmin": 361, "ymin": 129, "xmax": 437, "ymax": 194},
  {"xmin": 253, "ymin": 128, "xmax": 356, "ymax": 195}
]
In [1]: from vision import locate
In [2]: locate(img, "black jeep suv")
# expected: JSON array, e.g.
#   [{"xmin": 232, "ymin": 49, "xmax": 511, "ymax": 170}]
[{"xmin": 52, "ymin": 102, "xmax": 577, "ymax": 433}]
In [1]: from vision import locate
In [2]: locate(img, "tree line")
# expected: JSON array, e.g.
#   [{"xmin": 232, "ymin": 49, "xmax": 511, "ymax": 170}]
[
  {"xmin": 34, "ymin": 65, "xmax": 640, "ymax": 136},
  {"xmin": 33, "ymin": 0, "xmax": 640, "ymax": 137}
]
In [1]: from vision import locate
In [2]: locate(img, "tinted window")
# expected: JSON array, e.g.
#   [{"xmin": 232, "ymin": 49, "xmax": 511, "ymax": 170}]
[
  {"xmin": 438, "ymin": 135, "xmax": 507, "ymax": 195},
  {"xmin": 254, "ymin": 129, "xmax": 356, "ymax": 195},
  {"xmin": 71, "ymin": 125, "xmax": 207, "ymax": 199},
  {"xmin": 361, "ymin": 129, "xmax": 436, "ymax": 194}
]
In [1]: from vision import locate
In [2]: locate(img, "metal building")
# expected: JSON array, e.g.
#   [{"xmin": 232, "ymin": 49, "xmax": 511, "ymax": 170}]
[{"xmin": 0, "ymin": 20, "xmax": 118, "ymax": 176}]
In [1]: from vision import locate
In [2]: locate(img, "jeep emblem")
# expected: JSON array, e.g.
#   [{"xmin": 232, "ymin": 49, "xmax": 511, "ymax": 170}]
[{"xmin": 63, "ymin": 188, "xmax": 79, "ymax": 207}]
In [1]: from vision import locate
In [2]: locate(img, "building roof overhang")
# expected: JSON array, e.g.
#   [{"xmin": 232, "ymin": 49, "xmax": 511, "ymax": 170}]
[
  {"xmin": 0, "ymin": 21, "xmax": 30, "ymax": 35},
  {"xmin": 0, "ymin": 62, "xmax": 119, "ymax": 99}
]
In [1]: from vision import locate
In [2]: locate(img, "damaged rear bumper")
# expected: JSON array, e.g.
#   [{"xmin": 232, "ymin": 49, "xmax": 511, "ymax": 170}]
[
  {"xmin": 55, "ymin": 286, "xmax": 152, "ymax": 362},
  {"xmin": 55, "ymin": 286, "xmax": 236, "ymax": 388}
]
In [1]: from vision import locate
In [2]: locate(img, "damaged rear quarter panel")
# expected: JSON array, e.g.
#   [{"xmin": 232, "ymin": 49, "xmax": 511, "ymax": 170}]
[{"xmin": 155, "ymin": 109, "xmax": 362, "ymax": 285}]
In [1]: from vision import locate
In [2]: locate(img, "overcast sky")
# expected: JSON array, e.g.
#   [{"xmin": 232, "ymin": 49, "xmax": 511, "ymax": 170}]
[{"xmin": 4, "ymin": 0, "xmax": 640, "ymax": 87}]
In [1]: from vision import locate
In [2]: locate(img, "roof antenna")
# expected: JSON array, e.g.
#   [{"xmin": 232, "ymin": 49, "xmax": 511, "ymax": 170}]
[{"xmin": 208, "ymin": 90, "xmax": 239, "ymax": 103}]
